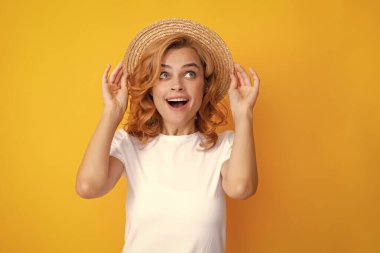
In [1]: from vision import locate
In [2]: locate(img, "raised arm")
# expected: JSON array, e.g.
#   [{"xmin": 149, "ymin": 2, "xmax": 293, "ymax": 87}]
[
  {"xmin": 75, "ymin": 61, "xmax": 128, "ymax": 199},
  {"xmin": 221, "ymin": 63, "xmax": 260, "ymax": 200}
]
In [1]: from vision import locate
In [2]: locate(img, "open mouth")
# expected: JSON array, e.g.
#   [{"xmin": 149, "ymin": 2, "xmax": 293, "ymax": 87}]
[{"xmin": 166, "ymin": 98, "xmax": 189, "ymax": 108}]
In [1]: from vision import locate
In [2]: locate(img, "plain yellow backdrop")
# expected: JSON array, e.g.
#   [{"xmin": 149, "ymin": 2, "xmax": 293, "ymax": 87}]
[{"xmin": 1, "ymin": 0, "xmax": 379, "ymax": 252}]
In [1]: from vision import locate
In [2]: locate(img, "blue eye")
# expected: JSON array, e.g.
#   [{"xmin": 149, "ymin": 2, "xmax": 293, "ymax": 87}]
[
  {"xmin": 185, "ymin": 71, "xmax": 196, "ymax": 78},
  {"xmin": 159, "ymin": 72, "xmax": 169, "ymax": 79}
]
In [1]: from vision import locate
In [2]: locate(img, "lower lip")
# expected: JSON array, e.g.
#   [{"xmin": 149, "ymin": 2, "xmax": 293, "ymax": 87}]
[{"xmin": 166, "ymin": 101, "xmax": 188, "ymax": 111}]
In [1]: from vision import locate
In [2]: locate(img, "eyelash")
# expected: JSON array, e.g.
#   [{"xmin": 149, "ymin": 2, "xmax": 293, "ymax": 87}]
[
  {"xmin": 186, "ymin": 71, "xmax": 197, "ymax": 78},
  {"xmin": 159, "ymin": 71, "xmax": 196, "ymax": 79},
  {"xmin": 159, "ymin": 72, "xmax": 169, "ymax": 79}
]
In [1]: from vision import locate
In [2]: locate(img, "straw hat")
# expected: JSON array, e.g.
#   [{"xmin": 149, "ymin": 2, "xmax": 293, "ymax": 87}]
[{"xmin": 123, "ymin": 18, "xmax": 234, "ymax": 102}]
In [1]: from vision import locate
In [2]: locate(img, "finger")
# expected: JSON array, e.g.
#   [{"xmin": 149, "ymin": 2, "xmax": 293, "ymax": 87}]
[
  {"xmin": 248, "ymin": 67, "xmax": 260, "ymax": 88},
  {"xmin": 114, "ymin": 67, "xmax": 124, "ymax": 85},
  {"xmin": 120, "ymin": 72, "xmax": 128, "ymax": 90},
  {"xmin": 228, "ymin": 72, "xmax": 238, "ymax": 92},
  {"xmin": 235, "ymin": 63, "xmax": 251, "ymax": 86},
  {"xmin": 109, "ymin": 61, "xmax": 123, "ymax": 84},
  {"xmin": 235, "ymin": 65, "xmax": 244, "ymax": 87},
  {"xmin": 101, "ymin": 64, "xmax": 113, "ymax": 101},
  {"xmin": 248, "ymin": 67, "xmax": 260, "ymax": 98},
  {"xmin": 102, "ymin": 64, "xmax": 111, "ymax": 85}
]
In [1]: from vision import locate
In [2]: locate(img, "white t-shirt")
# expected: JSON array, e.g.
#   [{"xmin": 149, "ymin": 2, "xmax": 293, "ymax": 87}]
[{"xmin": 110, "ymin": 129, "xmax": 234, "ymax": 253}]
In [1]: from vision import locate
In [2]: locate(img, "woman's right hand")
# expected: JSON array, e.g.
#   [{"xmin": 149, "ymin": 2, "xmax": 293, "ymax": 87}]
[{"xmin": 101, "ymin": 61, "xmax": 129, "ymax": 116}]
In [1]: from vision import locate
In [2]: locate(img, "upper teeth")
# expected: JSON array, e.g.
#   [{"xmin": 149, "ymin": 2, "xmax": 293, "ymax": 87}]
[{"xmin": 167, "ymin": 98, "xmax": 188, "ymax": 102}]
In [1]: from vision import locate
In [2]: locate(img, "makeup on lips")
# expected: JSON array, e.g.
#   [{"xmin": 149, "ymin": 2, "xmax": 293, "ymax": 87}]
[{"xmin": 165, "ymin": 96, "xmax": 189, "ymax": 111}]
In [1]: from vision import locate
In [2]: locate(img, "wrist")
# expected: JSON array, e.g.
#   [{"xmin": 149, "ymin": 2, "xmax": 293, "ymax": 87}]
[
  {"xmin": 232, "ymin": 109, "xmax": 253, "ymax": 123},
  {"xmin": 101, "ymin": 108, "xmax": 124, "ymax": 123}
]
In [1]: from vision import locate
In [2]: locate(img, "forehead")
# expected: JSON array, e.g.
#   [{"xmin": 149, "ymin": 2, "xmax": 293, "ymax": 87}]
[{"xmin": 161, "ymin": 47, "xmax": 202, "ymax": 65}]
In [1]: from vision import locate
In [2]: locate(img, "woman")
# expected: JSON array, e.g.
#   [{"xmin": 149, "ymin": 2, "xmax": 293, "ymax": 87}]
[{"xmin": 76, "ymin": 18, "xmax": 259, "ymax": 253}]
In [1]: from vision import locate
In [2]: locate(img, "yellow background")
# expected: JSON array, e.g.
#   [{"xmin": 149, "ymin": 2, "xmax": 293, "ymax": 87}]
[{"xmin": 1, "ymin": 0, "xmax": 379, "ymax": 252}]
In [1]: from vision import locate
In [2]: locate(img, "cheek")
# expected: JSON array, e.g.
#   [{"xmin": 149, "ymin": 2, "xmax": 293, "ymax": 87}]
[
  {"xmin": 150, "ymin": 90, "xmax": 162, "ymax": 110},
  {"xmin": 192, "ymin": 86, "xmax": 205, "ymax": 108},
  {"xmin": 190, "ymin": 80, "xmax": 205, "ymax": 94},
  {"xmin": 196, "ymin": 84, "xmax": 205, "ymax": 98},
  {"xmin": 151, "ymin": 86, "xmax": 164, "ymax": 102},
  {"xmin": 152, "ymin": 96, "xmax": 164, "ymax": 111}
]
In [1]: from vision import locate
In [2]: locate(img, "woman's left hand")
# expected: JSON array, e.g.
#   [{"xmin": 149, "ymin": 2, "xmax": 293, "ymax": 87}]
[{"xmin": 228, "ymin": 63, "xmax": 260, "ymax": 120}]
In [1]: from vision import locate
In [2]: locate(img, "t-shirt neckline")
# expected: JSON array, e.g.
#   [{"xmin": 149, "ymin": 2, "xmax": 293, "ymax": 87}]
[{"xmin": 158, "ymin": 131, "xmax": 200, "ymax": 140}]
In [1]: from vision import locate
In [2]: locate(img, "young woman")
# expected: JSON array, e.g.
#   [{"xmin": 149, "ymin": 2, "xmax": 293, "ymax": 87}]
[{"xmin": 76, "ymin": 18, "xmax": 259, "ymax": 253}]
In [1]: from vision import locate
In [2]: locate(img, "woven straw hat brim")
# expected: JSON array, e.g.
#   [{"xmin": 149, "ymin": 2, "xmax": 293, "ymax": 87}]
[{"xmin": 123, "ymin": 18, "xmax": 234, "ymax": 102}]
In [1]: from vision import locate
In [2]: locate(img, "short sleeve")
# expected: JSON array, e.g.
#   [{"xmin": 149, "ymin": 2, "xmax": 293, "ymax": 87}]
[
  {"xmin": 109, "ymin": 129, "xmax": 126, "ymax": 167},
  {"xmin": 220, "ymin": 131, "xmax": 234, "ymax": 164}
]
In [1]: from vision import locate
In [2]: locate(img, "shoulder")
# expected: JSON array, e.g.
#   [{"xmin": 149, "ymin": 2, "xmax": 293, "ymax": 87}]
[
  {"xmin": 113, "ymin": 129, "xmax": 156, "ymax": 150},
  {"xmin": 112, "ymin": 128, "xmax": 132, "ymax": 144},
  {"xmin": 114, "ymin": 128, "xmax": 128, "ymax": 135},
  {"xmin": 113, "ymin": 128, "xmax": 126, "ymax": 139},
  {"xmin": 218, "ymin": 130, "xmax": 234, "ymax": 143},
  {"xmin": 205, "ymin": 130, "xmax": 234, "ymax": 151}
]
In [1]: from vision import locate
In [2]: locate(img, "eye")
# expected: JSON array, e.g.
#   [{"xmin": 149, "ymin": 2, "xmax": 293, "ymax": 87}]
[
  {"xmin": 159, "ymin": 72, "xmax": 169, "ymax": 79},
  {"xmin": 185, "ymin": 71, "xmax": 196, "ymax": 78}
]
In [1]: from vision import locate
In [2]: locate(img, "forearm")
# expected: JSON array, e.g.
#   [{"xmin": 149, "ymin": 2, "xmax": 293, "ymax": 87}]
[
  {"xmin": 76, "ymin": 110, "xmax": 123, "ymax": 192},
  {"xmin": 229, "ymin": 112, "xmax": 258, "ymax": 196}
]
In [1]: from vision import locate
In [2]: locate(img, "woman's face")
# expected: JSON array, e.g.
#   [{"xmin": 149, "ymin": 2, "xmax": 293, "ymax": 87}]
[{"xmin": 151, "ymin": 47, "xmax": 205, "ymax": 132}]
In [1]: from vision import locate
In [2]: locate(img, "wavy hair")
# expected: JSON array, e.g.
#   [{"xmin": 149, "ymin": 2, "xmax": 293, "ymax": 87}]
[{"xmin": 123, "ymin": 33, "xmax": 229, "ymax": 150}]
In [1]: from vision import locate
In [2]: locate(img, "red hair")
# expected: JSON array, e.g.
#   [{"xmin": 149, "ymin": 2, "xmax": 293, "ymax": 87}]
[{"xmin": 123, "ymin": 33, "xmax": 229, "ymax": 150}]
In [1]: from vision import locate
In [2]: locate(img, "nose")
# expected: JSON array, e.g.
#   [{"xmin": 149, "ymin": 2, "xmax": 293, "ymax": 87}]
[
  {"xmin": 171, "ymin": 86, "xmax": 183, "ymax": 91},
  {"xmin": 170, "ymin": 76, "xmax": 184, "ymax": 91}
]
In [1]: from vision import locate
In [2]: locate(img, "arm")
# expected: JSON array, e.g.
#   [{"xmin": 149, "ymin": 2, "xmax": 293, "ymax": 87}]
[
  {"xmin": 221, "ymin": 113, "xmax": 258, "ymax": 200},
  {"xmin": 75, "ymin": 110, "xmax": 124, "ymax": 199},
  {"xmin": 75, "ymin": 61, "xmax": 129, "ymax": 199},
  {"xmin": 221, "ymin": 63, "xmax": 260, "ymax": 200}
]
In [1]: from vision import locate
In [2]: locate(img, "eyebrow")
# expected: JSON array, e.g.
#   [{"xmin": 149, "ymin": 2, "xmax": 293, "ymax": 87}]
[{"xmin": 161, "ymin": 63, "xmax": 200, "ymax": 69}]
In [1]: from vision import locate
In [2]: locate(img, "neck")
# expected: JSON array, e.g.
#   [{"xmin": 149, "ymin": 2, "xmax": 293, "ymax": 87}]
[{"xmin": 161, "ymin": 122, "xmax": 197, "ymax": 136}]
